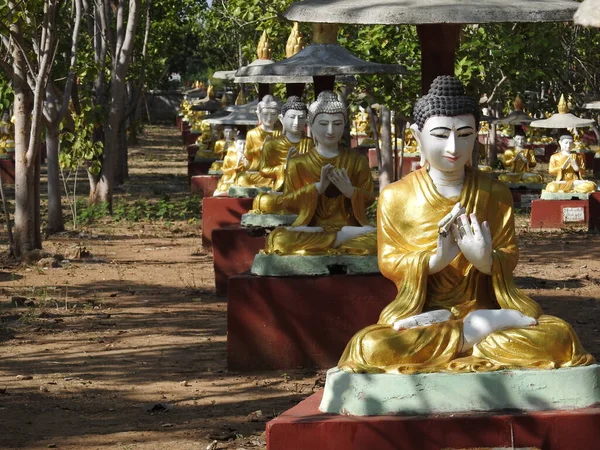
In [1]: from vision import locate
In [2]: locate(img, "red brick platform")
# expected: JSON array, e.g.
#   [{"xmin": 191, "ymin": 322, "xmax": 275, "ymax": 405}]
[
  {"xmin": 188, "ymin": 159, "xmax": 215, "ymax": 178},
  {"xmin": 267, "ymin": 390, "xmax": 600, "ymax": 450},
  {"xmin": 201, "ymin": 196, "xmax": 254, "ymax": 248},
  {"xmin": 530, "ymin": 199, "xmax": 589, "ymax": 229},
  {"xmin": 183, "ymin": 130, "xmax": 200, "ymax": 146},
  {"xmin": 191, "ymin": 175, "xmax": 220, "ymax": 196},
  {"xmin": 589, "ymin": 192, "xmax": 600, "ymax": 231},
  {"xmin": 227, "ymin": 273, "xmax": 396, "ymax": 371},
  {"xmin": 212, "ymin": 227, "xmax": 266, "ymax": 296}
]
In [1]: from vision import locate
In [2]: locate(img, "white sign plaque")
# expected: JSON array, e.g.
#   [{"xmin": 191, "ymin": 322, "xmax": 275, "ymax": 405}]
[{"xmin": 562, "ymin": 207, "xmax": 585, "ymax": 223}]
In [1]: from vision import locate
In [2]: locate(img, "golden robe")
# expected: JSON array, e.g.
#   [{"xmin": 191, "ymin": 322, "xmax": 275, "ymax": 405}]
[
  {"xmin": 235, "ymin": 126, "xmax": 282, "ymax": 187},
  {"xmin": 259, "ymin": 136, "xmax": 315, "ymax": 191},
  {"xmin": 339, "ymin": 167, "xmax": 594, "ymax": 373},
  {"xmin": 498, "ymin": 147, "xmax": 542, "ymax": 183},
  {"xmin": 545, "ymin": 152, "xmax": 596, "ymax": 193},
  {"xmin": 208, "ymin": 140, "xmax": 232, "ymax": 173},
  {"xmin": 215, "ymin": 143, "xmax": 244, "ymax": 193},
  {"xmin": 265, "ymin": 147, "xmax": 377, "ymax": 255}
]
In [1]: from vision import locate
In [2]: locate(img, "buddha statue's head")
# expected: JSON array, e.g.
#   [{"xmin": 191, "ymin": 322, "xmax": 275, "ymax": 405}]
[
  {"xmin": 307, "ymin": 91, "xmax": 347, "ymax": 147},
  {"xmin": 257, "ymin": 95, "xmax": 280, "ymax": 131},
  {"xmin": 235, "ymin": 131, "xmax": 246, "ymax": 154},
  {"xmin": 411, "ymin": 76, "xmax": 479, "ymax": 171},
  {"xmin": 559, "ymin": 134, "xmax": 574, "ymax": 153},
  {"xmin": 280, "ymin": 96, "xmax": 308, "ymax": 137},
  {"xmin": 513, "ymin": 130, "xmax": 527, "ymax": 150},
  {"xmin": 223, "ymin": 126, "xmax": 235, "ymax": 142}
]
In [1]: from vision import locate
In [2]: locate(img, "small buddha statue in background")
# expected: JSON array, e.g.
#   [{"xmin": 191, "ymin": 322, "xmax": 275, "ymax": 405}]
[
  {"xmin": 263, "ymin": 91, "xmax": 376, "ymax": 255},
  {"xmin": 545, "ymin": 134, "xmax": 597, "ymax": 193},
  {"xmin": 214, "ymin": 132, "xmax": 246, "ymax": 196},
  {"xmin": 338, "ymin": 76, "xmax": 593, "ymax": 374},
  {"xmin": 209, "ymin": 126, "xmax": 236, "ymax": 173},
  {"xmin": 195, "ymin": 121, "xmax": 220, "ymax": 159},
  {"xmin": 234, "ymin": 95, "xmax": 282, "ymax": 188},
  {"xmin": 250, "ymin": 96, "xmax": 314, "ymax": 214},
  {"xmin": 498, "ymin": 132, "xmax": 542, "ymax": 183}
]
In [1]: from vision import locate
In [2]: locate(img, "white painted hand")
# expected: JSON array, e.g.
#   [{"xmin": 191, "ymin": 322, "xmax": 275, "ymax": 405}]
[
  {"xmin": 430, "ymin": 203, "xmax": 463, "ymax": 274},
  {"xmin": 315, "ymin": 163, "xmax": 333, "ymax": 194},
  {"xmin": 328, "ymin": 168, "xmax": 355, "ymax": 198},
  {"xmin": 451, "ymin": 213, "xmax": 493, "ymax": 275},
  {"xmin": 570, "ymin": 157, "xmax": 580, "ymax": 172}
]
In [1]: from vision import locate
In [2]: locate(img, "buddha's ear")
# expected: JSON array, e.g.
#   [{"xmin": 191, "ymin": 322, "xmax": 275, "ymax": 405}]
[{"xmin": 410, "ymin": 123, "xmax": 426, "ymax": 167}]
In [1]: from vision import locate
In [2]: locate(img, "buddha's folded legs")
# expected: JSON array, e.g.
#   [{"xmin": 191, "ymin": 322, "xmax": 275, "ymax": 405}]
[
  {"xmin": 336, "ymin": 229, "xmax": 377, "ymax": 255},
  {"xmin": 251, "ymin": 192, "xmax": 290, "ymax": 214},
  {"xmin": 265, "ymin": 227, "xmax": 337, "ymax": 255},
  {"xmin": 235, "ymin": 171, "xmax": 272, "ymax": 188}
]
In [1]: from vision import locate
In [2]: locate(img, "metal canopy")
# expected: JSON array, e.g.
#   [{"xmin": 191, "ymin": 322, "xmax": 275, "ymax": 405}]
[
  {"xmin": 530, "ymin": 113, "xmax": 594, "ymax": 128},
  {"xmin": 204, "ymin": 102, "xmax": 259, "ymax": 126},
  {"xmin": 574, "ymin": 0, "xmax": 600, "ymax": 27},
  {"xmin": 284, "ymin": 0, "xmax": 579, "ymax": 25},
  {"xmin": 583, "ymin": 100, "xmax": 600, "ymax": 110},
  {"xmin": 492, "ymin": 110, "xmax": 533, "ymax": 125},
  {"xmin": 212, "ymin": 70, "xmax": 236, "ymax": 81},
  {"xmin": 235, "ymin": 44, "xmax": 405, "ymax": 79}
]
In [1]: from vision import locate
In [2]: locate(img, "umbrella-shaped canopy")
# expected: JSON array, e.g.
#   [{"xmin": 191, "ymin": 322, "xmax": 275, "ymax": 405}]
[
  {"xmin": 204, "ymin": 101, "xmax": 259, "ymax": 127},
  {"xmin": 530, "ymin": 95, "xmax": 595, "ymax": 129},
  {"xmin": 574, "ymin": 0, "xmax": 600, "ymax": 27},
  {"xmin": 212, "ymin": 70, "xmax": 236, "ymax": 81},
  {"xmin": 191, "ymin": 85, "xmax": 222, "ymax": 112},
  {"xmin": 493, "ymin": 110, "xmax": 533, "ymax": 125},
  {"xmin": 583, "ymin": 100, "xmax": 600, "ymax": 110},
  {"xmin": 285, "ymin": 0, "xmax": 579, "ymax": 25}
]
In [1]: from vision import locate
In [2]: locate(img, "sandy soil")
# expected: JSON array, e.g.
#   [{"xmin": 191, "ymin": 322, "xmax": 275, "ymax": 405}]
[{"xmin": 1, "ymin": 125, "xmax": 599, "ymax": 450}]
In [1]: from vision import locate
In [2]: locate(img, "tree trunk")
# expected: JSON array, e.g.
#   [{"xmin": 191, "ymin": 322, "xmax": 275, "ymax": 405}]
[
  {"xmin": 378, "ymin": 106, "xmax": 393, "ymax": 191},
  {"xmin": 45, "ymin": 126, "xmax": 64, "ymax": 233}
]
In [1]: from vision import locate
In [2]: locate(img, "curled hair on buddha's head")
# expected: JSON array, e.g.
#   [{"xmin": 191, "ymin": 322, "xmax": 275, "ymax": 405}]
[
  {"xmin": 257, "ymin": 94, "xmax": 280, "ymax": 113},
  {"xmin": 281, "ymin": 96, "xmax": 308, "ymax": 117},
  {"xmin": 413, "ymin": 76, "xmax": 480, "ymax": 131},
  {"xmin": 307, "ymin": 91, "xmax": 347, "ymax": 124}
]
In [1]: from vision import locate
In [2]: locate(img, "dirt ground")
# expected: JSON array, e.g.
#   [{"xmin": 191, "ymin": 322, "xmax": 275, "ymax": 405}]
[{"xmin": 1, "ymin": 125, "xmax": 599, "ymax": 450}]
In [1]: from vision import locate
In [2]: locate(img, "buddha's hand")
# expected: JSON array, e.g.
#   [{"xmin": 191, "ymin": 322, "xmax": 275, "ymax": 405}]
[
  {"xmin": 285, "ymin": 146, "xmax": 298, "ymax": 169},
  {"xmin": 429, "ymin": 203, "xmax": 463, "ymax": 274},
  {"xmin": 561, "ymin": 157, "xmax": 571, "ymax": 170},
  {"xmin": 570, "ymin": 157, "xmax": 580, "ymax": 172},
  {"xmin": 451, "ymin": 213, "xmax": 493, "ymax": 275},
  {"xmin": 315, "ymin": 164, "xmax": 334, "ymax": 194},
  {"xmin": 328, "ymin": 168, "xmax": 355, "ymax": 198}
]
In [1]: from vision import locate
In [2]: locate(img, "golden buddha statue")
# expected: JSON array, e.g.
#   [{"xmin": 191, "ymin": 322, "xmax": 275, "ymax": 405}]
[
  {"xmin": 545, "ymin": 134, "xmax": 597, "ymax": 193},
  {"xmin": 233, "ymin": 95, "xmax": 282, "ymax": 188},
  {"xmin": 250, "ymin": 97, "xmax": 314, "ymax": 214},
  {"xmin": 338, "ymin": 76, "xmax": 594, "ymax": 374},
  {"xmin": 208, "ymin": 126, "xmax": 235, "ymax": 173},
  {"xmin": 498, "ymin": 133, "xmax": 542, "ymax": 183},
  {"xmin": 214, "ymin": 132, "xmax": 246, "ymax": 196},
  {"xmin": 194, "ymin": 121, "xmax": 219, "ymax": 159},
  {"xmin": 263, "ymin": 91, "xmax": 377, "ymax": 256}
]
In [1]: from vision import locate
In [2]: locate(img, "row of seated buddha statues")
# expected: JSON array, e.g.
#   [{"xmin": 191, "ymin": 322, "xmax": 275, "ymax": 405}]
[{"xmin": 333, "ymin": 76, "xmax": 595, "ymax": 374}]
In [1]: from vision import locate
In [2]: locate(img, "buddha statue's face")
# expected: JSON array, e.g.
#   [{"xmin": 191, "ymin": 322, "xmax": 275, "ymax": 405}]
[
  {"xmin": 223, "ymin": 127, "xmax": 235, "ymax": 141},
  {"xmin": 559, "ymin": 135, "xmax": 574, "ymax": 153},
  {"xmin": 281, "ymin": 109, "xmax": 307, "ymax": 136},
  {"xmin": 235, "ymin": 138, "xmax": 246, "ymax": 154},
  {"xmin": 514, "ymin": 135, "xmax": 526, "ymax": 149},
  {"xmin": 310, "ymin": 112, "xmax": 345, "ymax": 146},
  {"xmin": 413, "ymin": 114, "xmax": 477, "ymax": 172},
  {"xmin": 258, "ymin": 107, "xmax": 279, "ymax": 129}
]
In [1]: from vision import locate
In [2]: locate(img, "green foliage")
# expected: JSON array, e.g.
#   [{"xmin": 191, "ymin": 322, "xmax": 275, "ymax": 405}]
[
  {"xmin": 0, "ymin": 74, "xmax": 13, "ymax": 115},
  {"xmin": 59, "ymin": 104, "xmax": 104, "ymax": 174}
]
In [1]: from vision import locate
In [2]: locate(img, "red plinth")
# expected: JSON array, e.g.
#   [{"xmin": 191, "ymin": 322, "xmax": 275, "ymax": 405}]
[
  {"xmin": 227, "ymin": 273, "xmax": 396, "ymax": 371},
  {"xmin": 191, "ymin": 175, "xmax": 220, "ymax": 196},
  {"xmin": 201, "ymin": 196, "xmax": 254, "ymax": 248},
  {"xmin": 510, "ymin": 188, "xmax": 541, "ymax": 208},
  {"xmin": 0, "ymin": 159, "xmax": 15, "ymax": 185},
  {"xmin": 267, "ymin": 390, "xmax": 600, "ymax": 450},
  {"xmin": 593, "ymin": 155, "xmax": 600, "ymax": 178},
  {"xmin": 212, "ymin": 227, "xmax": 266, "ymax": 296},
  {"xmin": 188, "ymin": 160, "xmax": 214, "ymax": 178},
  {"xmin": 183, "ymin": 131, "xmax": 200, "ymax": 146},
  {"xmin": 530, "ymin": 199, "xmax": 589, "ymax": 229},
  {"xmin": 176, "ymin": 115, "xmax": 182, "ymax": 129},
  {"xmin": 187, "ymin": 144, "xmax": 199, "ymax": 162},
  {"xmin": 589, "ymin": 192, "xmax": 600, "ymax": 231}
]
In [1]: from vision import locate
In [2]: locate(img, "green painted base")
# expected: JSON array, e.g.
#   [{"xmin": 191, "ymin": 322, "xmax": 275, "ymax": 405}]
[
  {"xmin": 541, "ymin": 191, "xmax": 592, "ymax": 200},
  {"xmin": 228, "ymin": 186, "xmax": 271, "ymax": 198},
  {"xmin": 240, "ymin": 213, "xmax": 297, "ymax": 228},
  {"xmin": 251, "ymin": 254, "xmax": 379, "ymax": 277},
  {"xmin": 320, "ymin": 365, "xmax": 600, "ymax": 416},
  {"xmin": 208, "ymin": 170, "xmax": 223, "ymax": 175}
]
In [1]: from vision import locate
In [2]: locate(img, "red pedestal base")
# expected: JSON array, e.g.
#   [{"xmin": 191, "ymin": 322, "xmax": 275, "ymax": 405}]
[
  {"xmin": 267, "ymin": 390, "xmax": 600, "ymax": 450},
  {"xmin": 0, "ymin": 159, "xmax": 15, "ymax": 185},
  {"xmin": 201, "ymin": 196, "xmax": 254, "ymax": 248},
  {"xmin": 176, "ymin": 115, "xmax": 182, "ymax": 129},
  {"xmin": 530, "ymin": 199, "xmax": 589, "ymax": 229},
  {"xmin": 212, "ymin": 227, "xmax": 266, "ymax": 296},
  {"xmin": 188, "ymin": 160, "xmax": 214, "ymax": 178},
  {"xmin": 510, "ymin": 188, "xmax": 541, "ymax": 208},
  {"xmin": 227, "ymin": 273, "xmax": 396, "ymax": 371},
  {"xmin": 191, "ymin": 175, "xmax": 220, "ymax": 196},
  {"xmin": 183, "ymin": 131, "xmax": 200, "ymax": 146},
  {"xmin": 589, "ymin": 192, "xmax": 600, "ymax": 230},
  {"xmin": 187, "ymin": 144, "xmax": 198, "ymax": 162}
]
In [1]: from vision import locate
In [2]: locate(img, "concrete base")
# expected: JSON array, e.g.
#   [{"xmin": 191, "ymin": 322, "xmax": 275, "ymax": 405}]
[
  {"xmin": 251, "ymin": 254, "xmax": 379, "ymax": 276},
  {"xmin": 267, "ymin": 390, "xmax": 600, "ymax": 450},
  {"xmin": 540, "ymin": 191, "xmax": 592, "ymax": 200},
  {"xmin": 190, "ymin": 174, "xmax": 220, "ymax": 196},
  {"xmin": 227, "ymin": 273, "xmax": 396, "ymax": 370},
  {"xmin": 212, "ymin": 227, "xmax": 267, "ymax": 297},
  {"xmin": 227, "ymin": 185, "xmax": 271, "ymax": 198},
  {"xmin": 201, "ymin": 196, "xmax": 254, "ymax": 248},
  {"xmin": 240, "ymin": 213, "xmax": 297, "ymax": 228},
  {"xmin": 188, "ymin": 159, "xmax": 216, "ymax": 178},
  {"xmin": 530, "ymin": 199, "xmax": 589, "ymax": 230},
  {"xmin": 320, "ymin": 365, "xmax": 600, "ymax": 416}
]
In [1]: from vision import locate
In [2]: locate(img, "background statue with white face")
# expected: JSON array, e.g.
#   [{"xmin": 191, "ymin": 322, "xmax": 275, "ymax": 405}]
[
  {"xmin": 498, "ymin": 132, "xmax": 542, "ymax": 184},
  {"xmin": 338, "ymin": 76, "xmax": 593, "ymax": 374},
  {"xmin": 545, "ymin": 134, "xmax": 596, "ymax": 193}
]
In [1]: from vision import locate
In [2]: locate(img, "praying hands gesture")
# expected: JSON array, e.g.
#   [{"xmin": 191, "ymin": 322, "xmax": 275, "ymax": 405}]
[
  {"xmin": 328, "ymin": 168, "xmax": 355, "ymax": 198},
  {"xmin": 451, "ymin": 213, "xmax": 493, "ymax": 275},
  {"xmin": 315, "ymin": 163, "xmax": 334, "ymax": 194}
]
